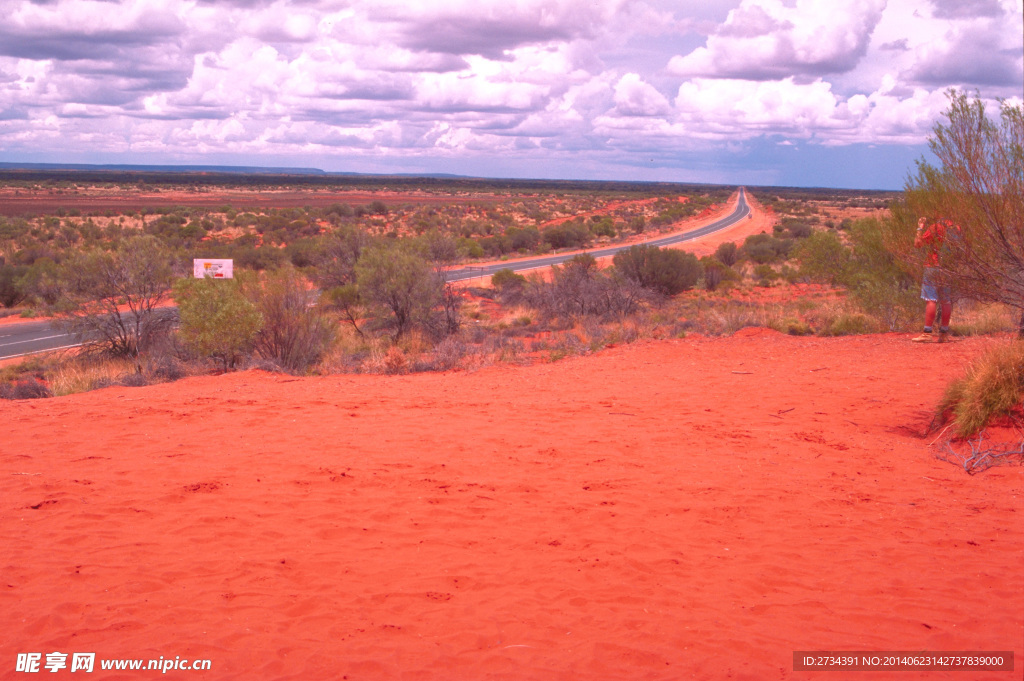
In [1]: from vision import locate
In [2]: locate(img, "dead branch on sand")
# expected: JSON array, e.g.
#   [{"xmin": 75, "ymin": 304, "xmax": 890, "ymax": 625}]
[{"xmin": 935, "ymin": 429, "xmax": 1024, "ymax": 474}]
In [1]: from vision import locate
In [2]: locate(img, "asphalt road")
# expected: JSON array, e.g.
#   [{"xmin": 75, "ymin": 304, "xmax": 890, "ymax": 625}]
[
  {"xmin": 0, "ymin": 318, "xmax": 81, "ymax": 361},
  {"xmin": 445, "ymin": 187, "xmax": 750, "ymax": 282},
  {"xmin": 0, "ymin": 188, "xmax": 750, "ymax": 361}
]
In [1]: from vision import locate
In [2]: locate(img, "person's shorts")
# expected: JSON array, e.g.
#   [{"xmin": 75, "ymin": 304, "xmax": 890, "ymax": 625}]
[{"xmin": 921, "ymin": 267, "xmax": 952, "ymax": 302}]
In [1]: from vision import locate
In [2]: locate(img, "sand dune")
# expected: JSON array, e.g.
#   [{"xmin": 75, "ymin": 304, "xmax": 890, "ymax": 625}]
[{"xmin": 2, "ymin": 331, "xmax": 1021, "ymax": 680}]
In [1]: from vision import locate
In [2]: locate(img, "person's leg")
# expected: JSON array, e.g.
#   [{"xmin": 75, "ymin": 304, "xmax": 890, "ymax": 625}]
[
  {"xmin": 937, "ymin": 290, "xmax": 952, "ymax": 341},
  {"xmin": 913, "ymin": 269, "xmax": 939, "ymax": 342},
  {"xmin": 925, "ymin": 300, "xmax": 938, "ymax": 329}
]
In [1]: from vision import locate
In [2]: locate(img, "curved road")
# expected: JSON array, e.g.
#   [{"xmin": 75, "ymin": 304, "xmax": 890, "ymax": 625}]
[
  {"xmin": 0, "ymin": 188, "xmax": 751, "ymax": 361},
  {"xmin": 446, "ymin": 187, "xmax": 750, "ymax": 282}
]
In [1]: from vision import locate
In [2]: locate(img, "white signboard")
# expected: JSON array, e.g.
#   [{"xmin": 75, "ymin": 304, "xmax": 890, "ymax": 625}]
[{"xmin": 193, "ymin": 259, "xmax": 234, "ymax": 279}]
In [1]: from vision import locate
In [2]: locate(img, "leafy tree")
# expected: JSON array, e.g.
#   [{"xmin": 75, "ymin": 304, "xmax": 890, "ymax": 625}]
[
  {"xmin": 356, "ymin": 243, "xmax": 439, "ymax": 339},
  {"xmin": 314, "ymin": 225, "xmax": 370, "ymax": 288},
  {"xmin": 420, "ymin": 231, "xmax": 462, "ymax": 336},
  {"xmin": 175, "ymin": 276, "xmax": 262, "ymax": 371},
  {"xmin": 325, "ymin": 283, "xmax": 364, "ymax": 336},
  {"xmin": 56, "ymin": 236, "xmax": 176, "ymax": 358},
  {"xmin": 243, "ymin": 267, "xmax": 336, "ymax": 373},
  {"xmin": 901, "ymin": 91, "xmax": 1024, "ymax": 335}
]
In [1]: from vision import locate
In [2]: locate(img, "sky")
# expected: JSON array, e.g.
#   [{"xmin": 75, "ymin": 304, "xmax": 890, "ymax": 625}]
[{"xmin": 0, "ymin": 0, "xmax": 1021, "ymax": 190}]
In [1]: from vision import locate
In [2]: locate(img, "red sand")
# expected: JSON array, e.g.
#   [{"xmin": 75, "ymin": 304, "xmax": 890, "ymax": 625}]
[{"xmin": 2, "ymin": 331, "xmax": 1022, "ymax": 680}]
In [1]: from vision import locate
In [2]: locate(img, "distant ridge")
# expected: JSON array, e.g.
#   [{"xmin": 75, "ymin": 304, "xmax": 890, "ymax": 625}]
[{"xmin": 0, "ymin": 162, "xmax": 327, "ymax": 175}]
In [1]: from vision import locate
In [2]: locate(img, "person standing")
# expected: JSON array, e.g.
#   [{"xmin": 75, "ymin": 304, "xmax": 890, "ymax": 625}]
[{"xmin": 912, "ymin": 216, "xmax": 954, "ymax": 343}]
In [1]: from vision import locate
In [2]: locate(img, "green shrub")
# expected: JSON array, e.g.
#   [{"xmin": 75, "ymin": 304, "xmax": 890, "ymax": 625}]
[
  {"xmin": 613, "ymin": 244, "xmax": 702, "ymax": 296},
  {"xmin": 777, "ymin": 218, "xmax": 813, "ymax": 239},
  {"xmin": 175, "ymin": 276, "xmax": 263, "ymax": 371},
  {"xmin": 714, "ymin": 242, "xmax": 738, "ymax": 266},
  {"xmin": 783, "ymin": 318, "xmax": 813, "ymax": 335},
  {"xmin": 742, "ymin": 233, "xmax": 793, "ymax": 264},
  {"xmin": 0, "ymin": 263, "xmax": 28, "ymax": 308},
  {"xmin": 849, "ymin": 280, "xmax": 920, "ymax": 332},
  {"xmin": 491, "ymin": 268, "xmax": 527, "ymax": 292},
  {"xmin": 526, "ymin": 253, "xmax": 647, "ymax": 319},
  {"xmin": 507, "ymin": 227, "xmax": 541, "ymax": 251},
  {"xmin": 752, "ymin": 264, "xmax": 780, "ymax": 282},
  {"xmin": 819, "ymin": 313, "xmax": 877, "ymax": 336},
  {"xmin": 457, "ymin": 237, "xmax": 484, "ymax": 259},
  {"xmin": 797, "ymin": 230, "xmax": 852, "ymax": 285},
  {"xmin": 543, "ymin": 222, "xmax": 592, "ymax": 249},
  {"xmin": 589, "ymin": 217, "xmax": 616, "ymax": 238},
  {"xmin": 700, "ymin": 257, "xmax": 739, "ymax": 292}
]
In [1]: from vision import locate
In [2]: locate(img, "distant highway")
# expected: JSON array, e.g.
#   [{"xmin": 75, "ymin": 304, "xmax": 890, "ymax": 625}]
[
  {"xmin": 0, "ymin": 188, "xmax": 751, "ymax": 361},
  {"xmin": 445, "ymin": 187, "xmax": 750, "ymax": 282}
]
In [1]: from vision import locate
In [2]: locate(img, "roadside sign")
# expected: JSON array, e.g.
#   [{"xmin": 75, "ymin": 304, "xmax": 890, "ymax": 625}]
[{"xmin": 193, "ymin": 259, "xmax": 234, "ymax": 279}]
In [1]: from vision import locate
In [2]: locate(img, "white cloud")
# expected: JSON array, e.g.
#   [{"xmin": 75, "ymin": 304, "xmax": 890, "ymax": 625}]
[
  {"xmin": 667, "ymin": 0, "xmax": 887, "ymax": 80},
  {"xmin": 613, "ymin": 73, "xmax": 671, "ymax": 116},
  {"xmin": 670, "ymin": 77, "xmax": 952, "ymax": 146}
]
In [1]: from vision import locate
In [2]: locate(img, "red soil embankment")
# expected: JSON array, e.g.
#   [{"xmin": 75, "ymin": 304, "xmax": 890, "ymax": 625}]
[{"xmin": 2, "ymin": 331, "xmax": 1022, "ymax": 680}]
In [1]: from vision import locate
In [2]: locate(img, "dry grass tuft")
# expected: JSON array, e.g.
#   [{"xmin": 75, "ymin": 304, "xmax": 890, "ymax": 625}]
[
  {"xmin": 46, "ymin": 356, "xmax": 141, "ymax": 396},
  {"xmin": 937, "ymin": 340, "xmax": 1024, "ymax": 437}
]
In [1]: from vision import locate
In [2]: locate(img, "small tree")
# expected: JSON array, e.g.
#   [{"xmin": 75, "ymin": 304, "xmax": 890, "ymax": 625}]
[
  {"xmin": 421, "ymin": 230, "xmax": 462, "ymax": 336},
  {"xmin": 57, "ymin": 236, "xmax": 175, "ymax": 358},
  {"xmin": 19, "ymin": 258, "xmax": 62, "ymax": 306},
  {"xmin": 356, "ymin": 243, "xmax": 439, "ymax": 339},
  {"xmin": 243, "ymin": 267, "xmax": 336, "ymax": 373},
  {"xmin": 901, "ymin": 91, "xmax": 1024, "ymax": 335},
  {"xmin": 314, "ymin": 225, "xmax": 370, "ymax": 289},
  {"xmin": 175, "ymin": 276, "xmax": 262, "ymax": 371}
]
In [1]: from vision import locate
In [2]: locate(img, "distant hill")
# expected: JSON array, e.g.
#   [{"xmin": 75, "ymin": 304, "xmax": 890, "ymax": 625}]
[{"xmin": 0, "ymin": 162, "xmax": 327, "ymax": 175}]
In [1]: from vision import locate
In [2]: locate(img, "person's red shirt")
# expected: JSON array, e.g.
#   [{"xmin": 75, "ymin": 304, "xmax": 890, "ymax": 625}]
[{"xmin": 917, "ymin": 219, "xmax": 956, "ymax": 267}]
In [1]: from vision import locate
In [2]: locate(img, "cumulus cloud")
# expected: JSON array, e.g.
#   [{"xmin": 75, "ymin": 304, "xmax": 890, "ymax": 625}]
[
  {"xmin": 613, "ymin": 73, "xmax": 671, "ymax": 116},
  {"xmin": 376, "ymin": 0, "xmax": 625, "ymax": 59},
  {"xmin": 667, "ymin": 0, "xmax": 887, "ymax": 80},
  {"xmin": 905, "ymin": 2, "xmax": 1024, "ymax": 88},
  {"xmin": 929, "ymin": 0, "xmax": 1003, "ymax": 18}
]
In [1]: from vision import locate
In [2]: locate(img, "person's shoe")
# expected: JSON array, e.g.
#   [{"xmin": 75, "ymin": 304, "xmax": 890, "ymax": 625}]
[
  {"xmin": 911, "ymin": 331, "xmax": 934, "ymax": 342},
  {"xmin": 938, "ymin": 327, "xmax": 952, "ymax": 343}
]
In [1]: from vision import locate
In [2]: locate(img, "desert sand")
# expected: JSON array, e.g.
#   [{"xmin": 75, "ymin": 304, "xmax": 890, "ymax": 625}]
[{"xmin": 2, "ymin": 330, "xmax": 1022, "ymax": 680}]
